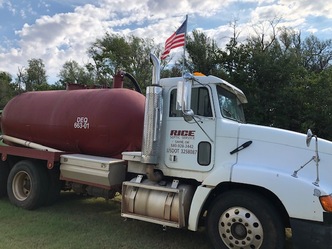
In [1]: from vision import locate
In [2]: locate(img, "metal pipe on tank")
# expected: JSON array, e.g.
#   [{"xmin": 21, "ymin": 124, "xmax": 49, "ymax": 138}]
[
  {"xmin": 1, "ymin": 135, "xmax": 62, "ymax": 152},
  {"xmin": 112, "ymin": 71, "xmax": 124, "ymax": 89}
]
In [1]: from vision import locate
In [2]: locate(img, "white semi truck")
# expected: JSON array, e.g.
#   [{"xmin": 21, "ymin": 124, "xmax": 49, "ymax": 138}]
[{"xmin": 0, "ymin": 54, "xmax": 332, "ymax": 249}]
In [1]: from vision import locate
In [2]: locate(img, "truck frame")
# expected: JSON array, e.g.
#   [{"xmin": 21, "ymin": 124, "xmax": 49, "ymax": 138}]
[{"xmin": 1, "ymin": 54, "xmax": 332, "ymax": 249}]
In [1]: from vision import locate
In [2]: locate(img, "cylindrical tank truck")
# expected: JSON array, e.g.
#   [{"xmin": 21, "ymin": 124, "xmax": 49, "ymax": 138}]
[{"xmin": 1, "ymin": 54, "xmax": 332, "ymax": 249}]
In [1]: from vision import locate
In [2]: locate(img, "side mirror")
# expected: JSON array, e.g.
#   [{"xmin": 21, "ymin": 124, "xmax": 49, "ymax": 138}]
[
  {"xmin": 176, "ymin": 79, "xmax": 194, "ymax": 118},
  {"xmin": 306, "ymin": 129, "xmax": 314, "ymax": 147}
]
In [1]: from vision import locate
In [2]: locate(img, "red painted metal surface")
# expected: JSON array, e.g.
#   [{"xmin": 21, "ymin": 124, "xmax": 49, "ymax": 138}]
[
  {"xmin": 0, "ymin": 145, "xmax": 63, "ymax": 169},
  {"xmin": 1, "ymin": 88, "xmax": 145, "ymax": 158}
]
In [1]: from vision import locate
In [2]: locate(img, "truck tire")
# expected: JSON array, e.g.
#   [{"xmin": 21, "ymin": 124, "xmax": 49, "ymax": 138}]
[
  {"xmin": 7, "ymin": 160, "xmax": 48, "ymax": 210},
  {"xmin": 0, "ymin": 161, "xmax": 9, "ymax": 197},
  {"xmin": 207, "ymin": 190, "xmax": 285, "ymax": 249}
]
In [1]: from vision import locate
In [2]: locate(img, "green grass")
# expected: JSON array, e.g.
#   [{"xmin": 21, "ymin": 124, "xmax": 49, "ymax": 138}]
[
  {"xmin": 0, "ymin": 192, "xmax": 212, "ymax": 249},
  {"xmin": 0, "ymin": 192, "xmax": 293, "ymax": 249}
]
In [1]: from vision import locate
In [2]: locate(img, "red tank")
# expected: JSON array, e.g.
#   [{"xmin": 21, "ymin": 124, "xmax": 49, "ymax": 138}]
[{"xmin": 1, "ymin": 88, "xmax": 145, "ymax": 158}]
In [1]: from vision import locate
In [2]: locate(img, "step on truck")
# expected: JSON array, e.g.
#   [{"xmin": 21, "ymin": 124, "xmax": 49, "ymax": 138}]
[{"xmin": 0, "ymin": 54, "xmax": 332, "ymax": 249}]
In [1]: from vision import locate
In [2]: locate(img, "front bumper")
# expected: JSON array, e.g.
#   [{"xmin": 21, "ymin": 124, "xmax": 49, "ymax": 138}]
[{"xmin": 290, "ymin": 213, "xmax": 332, "ymax": 249}]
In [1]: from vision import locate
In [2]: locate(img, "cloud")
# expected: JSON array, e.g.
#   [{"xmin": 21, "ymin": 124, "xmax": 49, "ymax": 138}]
[
  {"xmin": 13, "ymin": 10, "xmax": 110, "ymax": 81},
  {"xmin": 0, "ymin": 0, "xmax": 220, "ymax": 81},
  {"xmin": 280, "ymin": 0, "xmax": 332, "ymax": 18},
  {"xmin": 0, "ymin": 0, "xmax": 331, "ymax": 83}
]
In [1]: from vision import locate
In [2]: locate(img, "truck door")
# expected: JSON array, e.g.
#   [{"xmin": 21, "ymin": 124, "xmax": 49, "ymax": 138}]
[{"xmin": 165, "ymin": 86, "xmax": 215, "ymax": 172}]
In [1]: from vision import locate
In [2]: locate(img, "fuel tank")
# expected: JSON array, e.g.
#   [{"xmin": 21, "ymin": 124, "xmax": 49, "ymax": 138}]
[{"xmin": 1, "ymin": 88, "xmax": 145, "ymax": 158}]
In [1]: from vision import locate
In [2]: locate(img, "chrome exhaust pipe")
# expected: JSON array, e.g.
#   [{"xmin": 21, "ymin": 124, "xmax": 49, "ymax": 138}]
[
  {"xmin": 150, "ymin": 53, "xmax": 160, "ymax": 86},
  {"xmin": 141, "ymin": 54, "xmax": 162, "ymax": 165}
]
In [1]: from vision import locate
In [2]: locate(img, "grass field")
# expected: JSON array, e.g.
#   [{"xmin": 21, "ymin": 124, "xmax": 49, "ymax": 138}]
[{"xmin": 0, "ymin": 192, "xmax": 293, "ymax": 249}]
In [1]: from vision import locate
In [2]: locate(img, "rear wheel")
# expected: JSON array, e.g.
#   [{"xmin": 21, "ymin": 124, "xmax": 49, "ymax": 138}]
[
  {"xmin": 207, "ymin": 190, "xmax": 285, "ymax": 249},
  {"xmin": 7, "ymin": 160, "xmax": 48, "ymax": 210}
]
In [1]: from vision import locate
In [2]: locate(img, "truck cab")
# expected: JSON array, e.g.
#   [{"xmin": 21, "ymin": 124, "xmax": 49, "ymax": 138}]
[
  {"xmin": 127, "ymin": 74, "xmax": 247, "ymax": 180},
  {"xmin": 122, "ymin": 55, "xmax": 332, "ymax": 249}
]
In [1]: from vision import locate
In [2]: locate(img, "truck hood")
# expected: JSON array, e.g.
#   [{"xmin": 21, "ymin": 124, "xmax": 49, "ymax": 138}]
[
  {"xmin": 236, "ymin": 123, "xmax": 332, "ymax": 190},
  {"xmin": 239, "ymin": 123, "xmax": 332, "ymax": 155}
]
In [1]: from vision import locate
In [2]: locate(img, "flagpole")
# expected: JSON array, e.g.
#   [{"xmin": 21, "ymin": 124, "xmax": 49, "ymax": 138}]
[{"xmin": 182, "ymin": 14, "xmax": 188, "ymax": 76}]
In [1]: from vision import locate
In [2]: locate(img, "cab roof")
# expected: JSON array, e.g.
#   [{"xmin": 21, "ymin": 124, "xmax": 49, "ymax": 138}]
[{"xmin": 159, "ymin": 75, "xmax": 248, "ymax": 104}]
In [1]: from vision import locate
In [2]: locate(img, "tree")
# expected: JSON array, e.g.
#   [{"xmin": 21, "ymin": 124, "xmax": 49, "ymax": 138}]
[
  {"xmin": 17, "ymin": 58, "xmax": 48, "ymax": 91},
  {"xmin": 0, "ymin": 72, "xmax": 16, "ymax": 109},
  {"xmin": 88, "ymin": 33, "xmax": 128, "ymax": 86},
  {"xmin": 186, "ymin": 30, "xmax": 219, "ymax": 75},
  {"xmin": 160, "ymin": 63, "xmax": 182, "ymax": 78},
  {"xmin": 87, "ymin": 33, "xmax": 159, "ymax": 90},
  {"xmin": 298, "ymin": 68, "xmax": 332, "ymax": 139},
  {"xmin": 127, "ymin": 36, "xmax": 161, "ymax": 90},
  {"xmin": 81, "ymin": 28, "xmax": 332, "ymax": 140},
  {"xmin": 302, "ymin": 35, "xmax": 332, "ymax": 72},
  {"xmin": 189, "ymin": 22, "xmax": 332, "ymax": 139},
  {"xmin": 216, "ymin": 20, "xmax": 251, "ymax": 82},
  {"xmin": 58, "ymin": 60, "xmax": 94, "ymax": 87}
]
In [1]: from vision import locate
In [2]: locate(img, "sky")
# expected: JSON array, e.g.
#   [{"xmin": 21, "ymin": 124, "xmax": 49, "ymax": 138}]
[{"xmin": 0, "ymin": 0, "xmax": 331, "ymax": 83}]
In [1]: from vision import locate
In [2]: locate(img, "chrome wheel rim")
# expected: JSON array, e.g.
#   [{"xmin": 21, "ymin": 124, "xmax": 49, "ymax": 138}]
[{"xmin": 219, "ymin": 207, "xmax": 263, "ymax": 249}]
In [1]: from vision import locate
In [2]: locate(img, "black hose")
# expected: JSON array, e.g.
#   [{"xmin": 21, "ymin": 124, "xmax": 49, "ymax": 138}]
[{"xmin": 124, "ymin": 72, "xmax": 142, "ymax": 93}]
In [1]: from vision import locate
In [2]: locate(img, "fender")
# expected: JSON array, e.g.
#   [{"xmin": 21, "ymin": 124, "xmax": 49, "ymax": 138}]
[
  {"xmin": 231, "ymin": 163, "xmax": 325, "ymax": 222},
  {"xmin": 187, "ymin": 185, "xmax": 212, "ymax": 231},
  {"xmin": 194, "ymin": 161, "xmax": 327, "ymax": 231},
  {"xmin": 187, "ymin": 162, "xmax": 234, "ymax": 231}
]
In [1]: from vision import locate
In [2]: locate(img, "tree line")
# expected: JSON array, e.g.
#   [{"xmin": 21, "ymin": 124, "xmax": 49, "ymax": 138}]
[{"xmin": 1, "ymin": 23, "xmax": 332, "ymax": 139}]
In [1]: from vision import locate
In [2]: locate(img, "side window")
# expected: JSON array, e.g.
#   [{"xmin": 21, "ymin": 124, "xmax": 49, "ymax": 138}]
[
  {"xmin": 169, "ymin": 87, "xmax": 212, "ymax": 117},
  {"xmin": 197, "ymin": 142, "xmax": 211, "ymax": 166},
  {"xmin": 169, "ymin": 88, "xmax": 182, "ymax": 117}
]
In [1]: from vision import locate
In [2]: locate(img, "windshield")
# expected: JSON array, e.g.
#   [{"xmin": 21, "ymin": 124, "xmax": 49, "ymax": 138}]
[{"xmin": 217, "ymin": 85, "xmax": 246, "ymax": 123}]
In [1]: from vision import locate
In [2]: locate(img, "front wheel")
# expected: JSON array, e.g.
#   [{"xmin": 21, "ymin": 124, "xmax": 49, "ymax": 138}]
[{"xmin": 207, "ymin": 190, "xmax": 285, "ymax": 249}]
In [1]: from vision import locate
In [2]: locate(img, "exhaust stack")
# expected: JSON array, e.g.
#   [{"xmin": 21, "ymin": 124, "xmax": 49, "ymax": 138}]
[{"xmin": 141, "ymin": 54, "xmax": 162, "ymax": 164}]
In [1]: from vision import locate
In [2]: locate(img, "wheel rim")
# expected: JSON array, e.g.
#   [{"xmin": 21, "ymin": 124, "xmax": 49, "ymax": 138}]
[
  {"xmin": 219, "ymin": 207, "xmax": 263, "ymax": 249},
  {"xmin": 12, "ymin": 171, "xmax": 32, "ymax": 201}
]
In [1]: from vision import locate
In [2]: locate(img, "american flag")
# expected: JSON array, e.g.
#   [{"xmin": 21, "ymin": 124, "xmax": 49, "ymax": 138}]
[{"xmin": 161, "ymin": 18, "xmax": 187, "ymax": 60}]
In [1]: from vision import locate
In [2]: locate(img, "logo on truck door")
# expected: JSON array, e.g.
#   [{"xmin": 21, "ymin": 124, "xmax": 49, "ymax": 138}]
[
  {"xmin": 170, "ymin": 130, "xmax": 195, "ymax": 138},
  {"xmin": 167, "ymin": 130, "xmax": 197, "ymax": 155}
]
